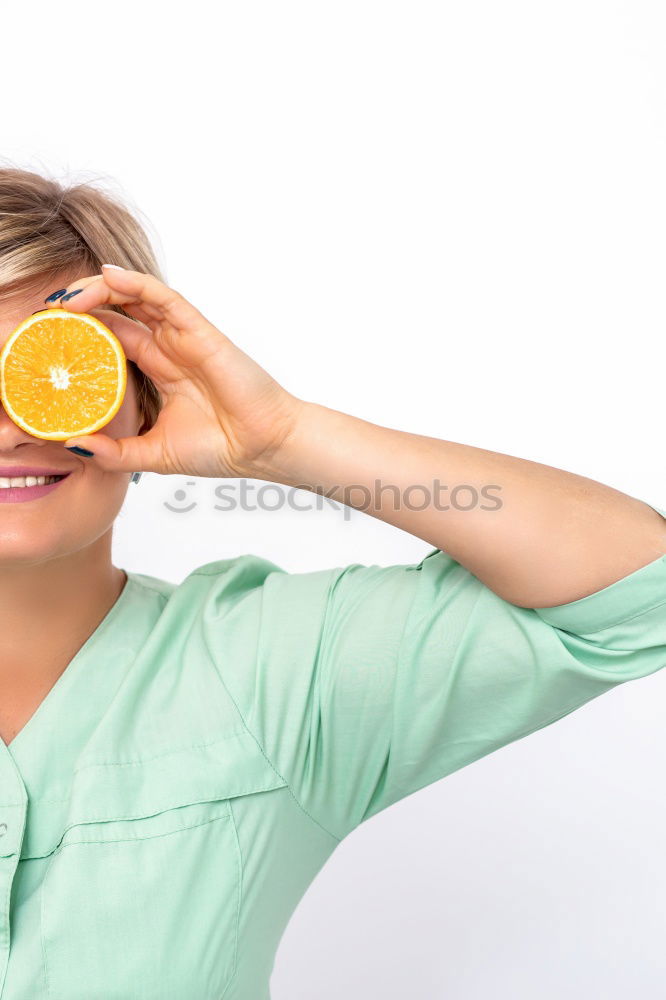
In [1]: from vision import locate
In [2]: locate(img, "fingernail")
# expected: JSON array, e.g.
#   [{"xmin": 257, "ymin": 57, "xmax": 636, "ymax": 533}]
[
  {"xmin": 61, "ymin": 288, "xmax": 84, "ymax": 302},
  {"xmin": 102, "ymin": 264, "xmax": 125, "ymax": 270},
  {"xmin": 44, "ymin": 288, "xmax": 68, "ymax": 303},
  {"xmin": 66, "ymin": 445, "xmax": 94, "ymax": 457}
]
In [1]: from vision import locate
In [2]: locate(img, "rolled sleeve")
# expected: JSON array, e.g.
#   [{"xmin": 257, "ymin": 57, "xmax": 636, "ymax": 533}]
[
  {"xmin": 533, "ymin": 502, "xmax": 666, "ymax": 638},
  {"xmin": 207, "ymin": 501, "xmax": 666, "ymax": 842}
]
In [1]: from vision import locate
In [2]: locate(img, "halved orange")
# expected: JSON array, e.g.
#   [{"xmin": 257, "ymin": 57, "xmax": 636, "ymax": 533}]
[{"xmin": 0, "ymin": 310, "xmax": 127, "ymax": 441}]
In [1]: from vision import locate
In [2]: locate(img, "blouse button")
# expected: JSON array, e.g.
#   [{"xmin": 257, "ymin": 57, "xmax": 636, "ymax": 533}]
[{"xmin": 0, "ymin": 824, "xmax": 7, "ymax": 837}]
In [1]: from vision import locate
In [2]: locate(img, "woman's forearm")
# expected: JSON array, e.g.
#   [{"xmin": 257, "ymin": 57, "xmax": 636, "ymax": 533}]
[
  {"xmin": 250, "ymin": 400, "xmax": 666, "ymax": 608},
  {"xmin": 54, "ymin": 269, "xmax": 665, "ymax": 609}
]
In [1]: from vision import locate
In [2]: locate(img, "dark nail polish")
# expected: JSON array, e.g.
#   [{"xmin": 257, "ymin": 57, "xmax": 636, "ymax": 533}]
[
  {"xmin": 61, "ymin": 288, "xmax": 83, "ymax": 302},
  {"xmin": 43, "ymin": 288, "xmax": 68, "ymax": 303},
  {"xmin": 66, "ymin": 445, "xmax": 94, "ymax": 457}
]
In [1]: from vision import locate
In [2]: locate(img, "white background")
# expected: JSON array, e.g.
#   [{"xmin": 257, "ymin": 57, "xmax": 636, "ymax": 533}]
[{"xmin": 4, "ymin": 1, "xmax": 666, "ymax": 996}]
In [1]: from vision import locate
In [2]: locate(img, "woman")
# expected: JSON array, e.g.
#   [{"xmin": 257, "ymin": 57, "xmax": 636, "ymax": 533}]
[{"xmin": 0, "ymin": 167, "xmax": 663, "ymax": 1000}]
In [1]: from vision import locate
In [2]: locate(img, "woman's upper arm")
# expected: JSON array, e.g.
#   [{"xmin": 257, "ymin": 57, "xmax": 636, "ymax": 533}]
[{"xmin": 208, "ymin": 506, "xmax": 666, "ymax": 843}]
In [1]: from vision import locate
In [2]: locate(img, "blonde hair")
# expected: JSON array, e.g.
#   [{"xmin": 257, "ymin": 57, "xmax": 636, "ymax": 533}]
[{"xmin": 0, "ymin": 165, "xmax": 163, "ymax": 433}]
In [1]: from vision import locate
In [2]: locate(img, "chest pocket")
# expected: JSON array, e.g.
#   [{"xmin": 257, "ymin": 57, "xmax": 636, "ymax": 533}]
[{"xmin": 39, "ymin": 733, "xmax": 287, "ymax": 1000}]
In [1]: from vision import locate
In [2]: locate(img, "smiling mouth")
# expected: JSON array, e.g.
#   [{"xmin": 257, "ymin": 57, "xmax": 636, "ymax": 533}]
[{"xmin": 0, "ymin": 474, "xmax": 69, "ymax": 488}]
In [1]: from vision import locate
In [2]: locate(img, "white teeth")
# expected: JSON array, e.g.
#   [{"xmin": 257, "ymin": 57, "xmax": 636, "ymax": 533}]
[{"xmin": 0, "ymin": 475, "xmax": 62, "ymax": 488}]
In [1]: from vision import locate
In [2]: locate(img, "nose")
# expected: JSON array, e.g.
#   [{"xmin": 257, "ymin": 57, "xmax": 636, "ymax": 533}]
[{"xmin": 0, "ymin": 399, "xmax": 48, "ymax": 448}]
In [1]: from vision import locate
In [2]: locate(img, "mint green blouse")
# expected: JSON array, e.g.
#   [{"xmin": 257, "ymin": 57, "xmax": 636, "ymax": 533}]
[{"xmin": 1, "ymin": 502, "xmax": 665, "ymax": 1000}]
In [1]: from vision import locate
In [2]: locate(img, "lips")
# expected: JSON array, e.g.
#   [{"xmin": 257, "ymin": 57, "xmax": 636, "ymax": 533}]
[
  {"xmin": 0, "ymin": 474, "xmax": 71, "ymax": 503},
  {"xmin": 0, "ymin": 468, "xmax": 73, "ymax": 477}
]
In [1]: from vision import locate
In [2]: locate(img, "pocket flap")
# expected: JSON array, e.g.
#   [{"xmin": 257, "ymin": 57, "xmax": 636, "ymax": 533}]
[{"xmin": 21, "ymin": 730, "xmax": 287, "ymax": 859}]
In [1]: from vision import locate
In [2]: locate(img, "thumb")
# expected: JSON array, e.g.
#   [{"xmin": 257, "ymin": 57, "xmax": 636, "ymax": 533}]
[{"xmin": 63, "ymin": 432, "xmax": 146, "ymax": 473}]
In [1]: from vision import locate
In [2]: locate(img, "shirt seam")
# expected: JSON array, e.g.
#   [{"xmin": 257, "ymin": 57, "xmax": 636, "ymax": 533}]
[
  {"xmin": 70, "ymin": 731, "xmax": 249, "ymax": 771},
  {"xmin": 311, "ymin": 563, "xmax": 426, "ymax": 837},
  {"xmin": 123, "ymin": 576, "xmax": 172, "ymax": 600},
  {"xmin": 133, "ymin": 564, "xmax": 343, "ymax": 843},
  {"xmin": 327, "ymin": 561, "xmax": 431, "ymax": 832},
  {"xmin": 592, "ymin": 594, "xmax": 666, "ymax": 632},
  {"xmin": 199, "ymin": 628, "xmax": 342, "ymax": 845},
  {"xmin": 362, "ymin": 562, "xmax": 428, "ymax": 825},
  {"xmin": 543, "ymin": 594, "xmax": 666, "ymax": 635},
  {"xmin": 224, "ymin": 799, "xmax": 242, "ymax": 996}
]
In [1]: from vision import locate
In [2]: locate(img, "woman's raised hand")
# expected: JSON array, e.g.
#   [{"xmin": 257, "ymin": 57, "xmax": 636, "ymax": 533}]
[{"xmin": 52, "ymin": 266, "xmax": 305, "ymax": 479}]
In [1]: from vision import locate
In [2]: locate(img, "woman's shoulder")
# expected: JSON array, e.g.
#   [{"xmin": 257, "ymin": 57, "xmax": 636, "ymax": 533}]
[
  {"xmin": 123, "ymin": 551, "xmax": 360, "ymax": 629},
  {"xmin": 126, "ymin": 552, "xmax": 285, "ymax": 597},
  {"xmin": 124, "ymin": 552, "xmax": 296, "ymax": 619}
]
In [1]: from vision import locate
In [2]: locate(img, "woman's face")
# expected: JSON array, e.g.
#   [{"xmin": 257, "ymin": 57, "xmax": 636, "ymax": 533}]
[{"xmin": 0, "ymin": 274, "xmax": 143, "ymax": 568}]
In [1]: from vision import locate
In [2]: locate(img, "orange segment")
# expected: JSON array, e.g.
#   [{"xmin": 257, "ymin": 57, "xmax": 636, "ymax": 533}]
[{"xmin": 0, "ymin": 310, "xmax": 127, "ymax": 441}]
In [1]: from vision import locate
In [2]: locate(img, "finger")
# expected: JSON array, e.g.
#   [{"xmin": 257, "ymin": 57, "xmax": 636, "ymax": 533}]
[
  {"xmin": 61, "ymin": 266, "xmax": 216, "ymax": 338},
  {"xmin": 63, "ymin": 420, "xmax": 167, "ymax": 475},
  {"xmin": 84, "ymin": 308, "xmax": 182, "ymax": 396},
  {"xmin": 84, "ymin": 308, "xmax": 155, "ymax": 368},
  {"xmin": 92, "ymin": 300, "xmax": 164, "ymax": 328},
  {"xmin": 48, "ymin": 273, "xmax": 139, "ymax": 314},
  {"xmin": 46, "ymin": 274, "xmax": 164, "ymax": 320},
  {"xmin": 88, "ymin": 306, "xmax": 155, "ymax": 340},
  {"xmin": 119, "ymin": 300, "xmax": 165, "ymax": 323},
  {"xmin": 43, "ymin": 273, "xmax": 101, "ymax": 303}
]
